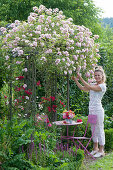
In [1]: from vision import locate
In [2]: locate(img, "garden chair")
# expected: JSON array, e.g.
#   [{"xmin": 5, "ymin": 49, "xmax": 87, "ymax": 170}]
[{"xmin": 70, "ymin": 114, "xmax": 97, "ymax": 159}]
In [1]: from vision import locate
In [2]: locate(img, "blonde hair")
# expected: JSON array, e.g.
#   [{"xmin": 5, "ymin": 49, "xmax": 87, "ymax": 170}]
[{"xmin": 94, "ymin": 66, "xmax": 106, "ymax": 83}]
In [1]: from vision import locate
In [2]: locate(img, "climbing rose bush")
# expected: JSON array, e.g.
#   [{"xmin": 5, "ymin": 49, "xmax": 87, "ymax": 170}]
[{"xmin": 1, "ymin": 5, "xmax": 100, "ymax": 79}]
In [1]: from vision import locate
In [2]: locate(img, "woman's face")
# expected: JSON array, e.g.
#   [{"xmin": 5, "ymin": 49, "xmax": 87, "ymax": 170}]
[{"xmin": 94, "ymin": 71, "xmax": 103, "ymax": 83}]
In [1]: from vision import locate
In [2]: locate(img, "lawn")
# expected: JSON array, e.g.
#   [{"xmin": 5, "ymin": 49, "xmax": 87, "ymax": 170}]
[{"xmin": 82, "ymin": 151, "xmax": 113, "ymax": 170}]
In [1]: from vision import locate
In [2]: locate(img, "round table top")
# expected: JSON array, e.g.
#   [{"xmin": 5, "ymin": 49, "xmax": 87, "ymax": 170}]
[{"xmin": 52, "ymin": 120, "xmax": 83, "ymax": 126}]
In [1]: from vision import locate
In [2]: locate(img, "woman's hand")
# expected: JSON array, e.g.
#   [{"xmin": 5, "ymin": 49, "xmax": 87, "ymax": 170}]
[
  {"xmin": 77, "ymin": 72, "xmax": 81, "ymax": 79},
  {"xmin": 71, "ymin": 76, "xmax": 79, "ymax": 81},
  {"xmin": 71, "ymin": 76, "xmax": 75, "ymax": 81}
]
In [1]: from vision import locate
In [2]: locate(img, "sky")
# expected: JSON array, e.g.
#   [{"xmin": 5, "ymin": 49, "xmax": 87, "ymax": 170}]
[{"xmin": 93, "ymin": 0, "xmax": 113, "ymax": 18}]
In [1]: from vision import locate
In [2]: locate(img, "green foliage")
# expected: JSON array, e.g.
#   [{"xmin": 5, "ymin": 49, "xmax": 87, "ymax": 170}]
[
  {"xmin": 0, "ymin": 0, "xmax": 32, "ymax": 22},
  {"xmin": 104, "ymin": 114, "xmax": 113, "ymax": 129},
  {"xmin": 98, "ymin": 26, "xmax": 113, "ymax": 116},
  {"xmin": 104, "ymin": 102, "xmax": 113, "ymax": 117},
  {"xmin": 29, "ymin": 149, "xmax": 60, "ymax": 168},
  {"xmin": 0, "ymin": 113, "xmax": 85, "ymax": 169},
  {"xmin": 55, "ymin": 148, "xmax": 84, "ymax": 170},
  {"xmin": 0, "ymin": 116, "xmax": 33, "ymax": 156},
  {"xmin": 105, "ymin": 128, "xmax": 113, "ymax": 151},
  {"xmin": 56, "ymin": 77, "xmax": 89, "ymax": 115},
  {"xmin": 1, "ymin": 154, "xmax": 34, "ymax": 170},
  {"xmin": 0, "ymin": 114, "xmax": 58, "ymax": 168},
  {"xmin": 69, "ymin": 80, "xmax": 89, "ymax": 115}
]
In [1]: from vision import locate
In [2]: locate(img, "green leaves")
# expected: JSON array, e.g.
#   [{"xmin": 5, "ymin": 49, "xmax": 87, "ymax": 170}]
[{"xmin": 0, "ymin": 0, "xmax": 32, "ymax": 21}]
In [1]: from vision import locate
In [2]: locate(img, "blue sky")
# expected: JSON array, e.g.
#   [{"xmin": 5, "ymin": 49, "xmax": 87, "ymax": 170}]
[{"xmin": 93, "ymin": 0, "xmax": 113, "ymax": 18}]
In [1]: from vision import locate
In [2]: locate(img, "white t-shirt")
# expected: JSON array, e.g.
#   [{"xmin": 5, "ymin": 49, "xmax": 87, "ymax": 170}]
[{"xmin": 89, "ymin": 83, "xmax": 106, "ymax": 110}]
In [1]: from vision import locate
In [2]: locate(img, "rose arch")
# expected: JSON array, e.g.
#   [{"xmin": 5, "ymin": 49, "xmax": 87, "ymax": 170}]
[{"xmin": 0, "ymin": 5, "xmax": 100, "ymax": 121}]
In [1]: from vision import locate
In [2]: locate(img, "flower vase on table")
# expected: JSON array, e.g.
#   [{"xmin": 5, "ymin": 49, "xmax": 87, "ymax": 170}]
[
  {"xmin": 65, "ymin": 119, "xmax": 72, "ymax": 124},
  {"xmin": 63, "ymin": 110, "xmax": 75, "ymax": 124}
]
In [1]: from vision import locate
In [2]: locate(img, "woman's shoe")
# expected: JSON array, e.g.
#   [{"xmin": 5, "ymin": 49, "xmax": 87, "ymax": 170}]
[
  {"xmin": 93, "ymin": 151, "xmax": 105, "ymax": 158},
  {"xmin": 90, "ymin": 150, "xmax": 98, "ymax": 155}
]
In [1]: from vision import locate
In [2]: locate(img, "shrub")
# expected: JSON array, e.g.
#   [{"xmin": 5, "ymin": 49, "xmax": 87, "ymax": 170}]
[
  {"xmin": 1, "ymin": 154, "xmax": 34, "ymax": 170},
  {"xmin": 55, "ymin": 148, "xmax": 84, "ymax": 170},
  {"xmin": 104, "ymin": 102, "xmax": 113, "ymax": 117},
  {"xmin": 104, "ymin": 114, "xmax": 113, "ymax": 129},
  {"xmin": 105, "ymin": 128, "xmax": 113, "ymax": 151}
]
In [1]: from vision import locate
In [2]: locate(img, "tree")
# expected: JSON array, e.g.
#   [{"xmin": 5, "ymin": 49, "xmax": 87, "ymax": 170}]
[
  {"xmin": 98, "ymin": 26, "xmax": 113, "ymax": 116},
  {"xmin": 102, "ymin": 17, "xmax": 113, "ymax": 28},
  {"xmin": 0, "ymin": 0, "xmax": 32, "ymax": 21},
  {"xmin": 0, "ymin": 0, "xmax": 102, "ymax": 35}
]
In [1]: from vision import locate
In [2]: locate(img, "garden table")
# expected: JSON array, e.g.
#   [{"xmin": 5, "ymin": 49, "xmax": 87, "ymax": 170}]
[{"xmin": 52, "ymin": 120, "xmax": 83, "ymax": 143}]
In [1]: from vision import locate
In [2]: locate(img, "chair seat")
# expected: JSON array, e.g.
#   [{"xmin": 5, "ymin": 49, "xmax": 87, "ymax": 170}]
[{"xmin": 69, "ymin": 136, "xmax": 90, "ymax": 140}]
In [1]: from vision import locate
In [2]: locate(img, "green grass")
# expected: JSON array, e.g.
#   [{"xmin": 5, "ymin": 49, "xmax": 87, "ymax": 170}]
[{"xmin": 82, "ymin": 152, "xmax": 113, "ymax": 170}]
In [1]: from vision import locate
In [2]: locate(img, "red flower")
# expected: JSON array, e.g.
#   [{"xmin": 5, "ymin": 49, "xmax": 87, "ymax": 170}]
[
  {"xmin": 44, "ymin": 98, "xmax": 48, "ymax": 100},
  {"xmin": 48, "ymin": 107, "xmax": 51, "ymax": 112},
  {"xmin": 77, "ymin": 119, "xmax": 82, "ymax": 122},
  {"xmin": 52, "ymin": 108, "xmax": 56, "ymax": 112},
  {"xmin": 63, "ymin": 121, "xmax": 67, "ymax": 124},
  {"xmin": 15, "ymin": 87, "xmax": 21, "ymax": 91},
  {"xmin": 41, "ymin": 97, "xmax": 47, "ymax": 100},
  {"xmin": 46, "ymin": 118, "xmax": 50, "ymax": 123},
  {"xmin": 25, "ymin": 90, "xmax": 32, "ymax": 95},
  {"xmin": 52, "ymin": 105, "xmax": 57, "ymax": 108},
  {"xmin": 4, "ymin": 95, "xmax": 7, "ymax": 99},
  {"xmin": 16, "ymin": 76, "xmax": 24, "ymax": 80},
  {"xmin": 50, "ymin": 96, "xmax": 55, "ymax": 101},
  {"xmin": 15, "ymin": 86, "xmax": 24, "ymax": 91},
  {"xmin": 60, "ymin": 101, "xmax": 65, "ymax": 107},
  {"xmin": 60, "ymin": 101, "xmax": 63, "ymax": 105},
  {"xmin": 21, "ymin": 86, "xmax": 25, "ymax": 90},
  {"xmin": 36, "ymin": 81, "xmax": 41, "ymax": 87}
]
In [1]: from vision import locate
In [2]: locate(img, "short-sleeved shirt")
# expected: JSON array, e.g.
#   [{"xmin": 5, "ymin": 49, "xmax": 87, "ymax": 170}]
[{"xmin": 89, "ymin": 83, "xmax": 106, "ymax": 110}]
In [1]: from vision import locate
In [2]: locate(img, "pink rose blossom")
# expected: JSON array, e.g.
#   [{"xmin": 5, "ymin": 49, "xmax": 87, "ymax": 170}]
[
  {"xmin": 64, "ymin": 71, "xmax": 67, "ymax": 75},
  {"xmin": 85, "ymin": 72, "xmax": 90, "ymax": 78},
  {"xmin": 18, "ymin": 50, "xmax": 24, "ymax": 56},
  {"xmin": 22, "ymin": 68, "xmax": 28, "ymax": 72},
  {"xmin": 68, "ymin": 70, "xmax": 72, "ymax": 74},
  {"xmin": 88, "ymin": 79, "xmax": 93, "ymax": 83},
  {"xmin": 48, "ymin": 123, "xmax": 52, "ymax": 127},
  {"xmin": 94, "ymin": 35, "xmax": 99, "ymax": 39},
  {"xmin": 5, "ymin": 55, "xmax": 9, "ymax": 60},
  {"xmin": 16, "ymin": 61, "xmax": 22, "ymax": 64},
  {"xmin": 23, "ymin": 84, "xmax": 27, "ymax": 88},
  {"xmin": 33, "ymin": 6, "xmax": 38, "ymax": 12},
  {"xmin": 26, "ymin": 96, "xmax": 29, "ymax": 100}
]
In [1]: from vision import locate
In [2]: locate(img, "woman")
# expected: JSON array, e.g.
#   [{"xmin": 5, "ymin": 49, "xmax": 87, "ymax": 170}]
[{"xmin": 72, "ymin": 66, "xmax": 106, "ymax": 158}]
